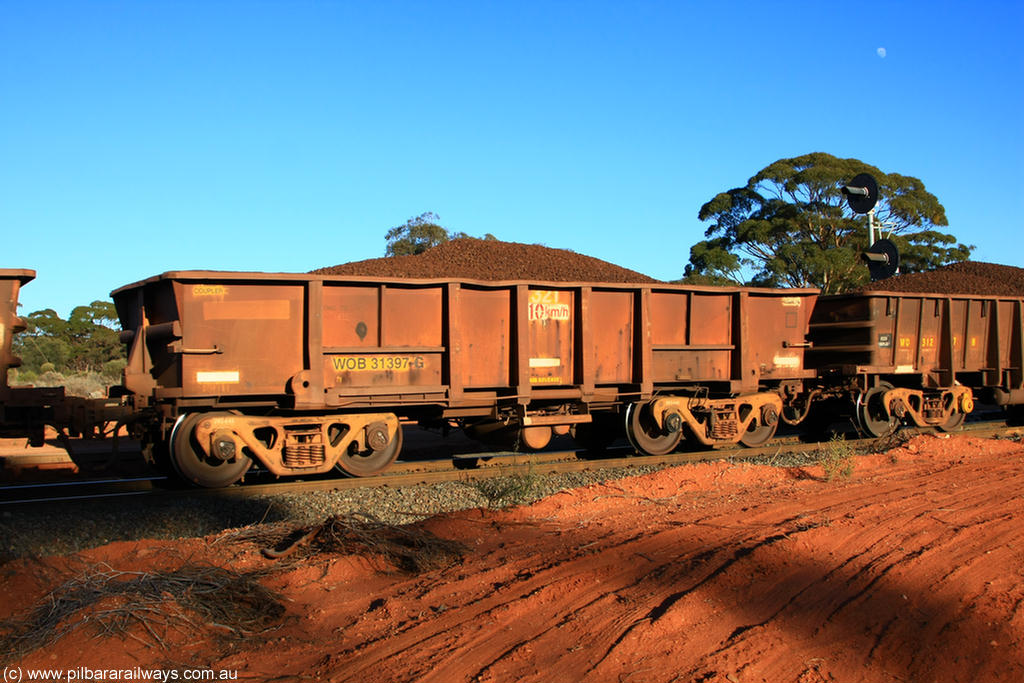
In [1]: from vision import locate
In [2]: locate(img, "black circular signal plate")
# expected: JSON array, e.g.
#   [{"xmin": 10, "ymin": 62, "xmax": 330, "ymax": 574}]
[
  {"xmin": 866, "ymin": 238, "xmax": 900, "ymax": 281},
  {"xmin": 844, "ymin": 173, "xmax": 879, "ymax": 214}
]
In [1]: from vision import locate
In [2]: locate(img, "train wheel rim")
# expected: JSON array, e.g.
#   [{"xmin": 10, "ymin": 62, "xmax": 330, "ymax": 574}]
[
  {"xmin": 337, "ymin": 424, "xmax": 403, "ymax": 476},
  {"xmin": 739, "ymin": 418, "xmax": 777, "ymax": 447},
  {"xmin": 856, "ymin": 383, "xmax": 898, "ymax": 438},
  {"xmin": 170, "ymin": 412, "xmax": 252, "ymax": 488},
  {"xmin": 625, "ymin": 402, "xmax": 681, "ymax": 456},
  {"xmin": 938, "ymin": 410, "xmax": 966, "ymax": 432}
]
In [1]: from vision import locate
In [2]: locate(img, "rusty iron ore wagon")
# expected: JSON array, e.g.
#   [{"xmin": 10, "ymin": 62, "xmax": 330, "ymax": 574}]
[
  {"xmin": 806, "ymin": 288, "xmax": 1024, "ymax": 435},
  {"xmin": 111, "ymin": 271, "xmax": 818, "ymax": 487},
  {"xmin": 1, "ymin": 269, "xmax": 123, "ymax": 445}
]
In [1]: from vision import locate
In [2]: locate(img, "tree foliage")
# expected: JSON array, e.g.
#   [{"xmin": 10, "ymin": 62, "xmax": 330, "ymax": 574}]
[
  {"xmin": 385, "ymin": 212, "xmax": 496, "ymax": 256},
  {"xmin": 681, "ymin": 153, "xmax": 973, "ymax": 293},
  {"xmin": 12, "ymin": 301, "xmax": 123, "ymax": 376}
]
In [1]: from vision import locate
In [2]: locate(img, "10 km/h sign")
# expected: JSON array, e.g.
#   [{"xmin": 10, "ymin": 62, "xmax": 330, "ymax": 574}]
[{"xmin": 528, "ymin": 290, "xmax": 571, "ymax": 322}]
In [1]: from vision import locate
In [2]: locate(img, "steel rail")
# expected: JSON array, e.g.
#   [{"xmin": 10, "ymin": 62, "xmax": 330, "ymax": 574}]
[{"xmin": 2, "ymin": 421, "xmax": 1020, "ymax": 506}]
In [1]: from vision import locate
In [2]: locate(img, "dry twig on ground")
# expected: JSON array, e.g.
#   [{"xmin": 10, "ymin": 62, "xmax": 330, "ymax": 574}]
[
  {"xmin": 262, "ymin": 512, "xmax": 467, "ymax": 573},
  {"xmin": 0, "ymin": 563, "xmax": 284, "ymax": 663}
]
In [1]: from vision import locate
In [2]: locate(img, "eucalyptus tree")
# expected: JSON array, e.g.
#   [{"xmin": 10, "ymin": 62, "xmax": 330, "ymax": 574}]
[{"xmin": 682, "ymin": 153, "xmax": 972, "ymax": 293}]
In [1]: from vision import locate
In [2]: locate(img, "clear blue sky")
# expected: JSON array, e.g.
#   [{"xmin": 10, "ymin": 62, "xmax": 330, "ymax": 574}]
[{"xmin": 3, "ymin": 1, "xmax": 1022, "ymax": 317}]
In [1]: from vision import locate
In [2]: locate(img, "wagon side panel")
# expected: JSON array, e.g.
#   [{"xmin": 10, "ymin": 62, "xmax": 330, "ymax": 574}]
[
  {"xmin": 525, "ymin": 288, "xmax": 574, "ymax": 387},
  {"xmin": 649, "ymin": 289, "xmax": 733, "ymax": 384},
  {"xmin": 322, "ymin": 283, "xmax": 445, "ymax": 392},
  {"xmin": 743, "ymin": 292, "xmax": 817, "ymax": 382},
  {"xmin": 588, "ymin": 289, "xmax": 633, "ymax": 385},
  {"xmin": 177, "ymin": 280, "xmax": 306, "ymax": 396},
  {"xmin": 455, "ymin": 287, "xmax": 511, "ymax": 389}
]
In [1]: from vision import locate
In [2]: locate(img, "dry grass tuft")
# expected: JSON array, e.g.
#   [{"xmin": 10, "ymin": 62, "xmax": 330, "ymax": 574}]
[
  {"xmin": 467, "ymin": 466, "xmax": 543, "ymax": 508},
  {"xmin": 262, "ymin": 512, "xmax": 466, "ymax": 573},
  {"xmin": 0, "ymin": 563, "xmax": 284, "ymax": 664},
  {"xmin": 870, "ymin": 429, "xmax": 912, "ymax": 454}
]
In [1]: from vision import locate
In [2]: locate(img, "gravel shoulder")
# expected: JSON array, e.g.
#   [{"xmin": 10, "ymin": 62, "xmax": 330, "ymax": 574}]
[{"xmin": 0, "ymin": 462, "xmax": 665, "ymax": 560}]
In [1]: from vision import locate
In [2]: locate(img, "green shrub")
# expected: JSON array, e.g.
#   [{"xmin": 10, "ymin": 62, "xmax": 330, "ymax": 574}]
[
  {"xmin": 60, "ymin": 372, "xmax": 109, "ymax": 398},
  {"xmin": 8, "ymin": 369, "xmax": 36, "ymax": 384},
  {"xmin": 818, "ymin": 435, "xmax": 855, "ymax": 481},
  {"xmin": 101, "ymin": 358, "xmax": 127, "ymax": 380},
  {"xmin": 8, "ymin": 368, "xmax": 30, "ymax": 384},
  {"xmin": 10, "ymin": 370, "xmax": 108, "ymax": 397}
]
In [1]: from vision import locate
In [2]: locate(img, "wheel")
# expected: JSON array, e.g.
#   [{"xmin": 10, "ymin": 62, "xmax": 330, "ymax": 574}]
[
  {"xmin": 739, "ymin": 414, "xmax": 778, "ymax": 447},
  {"xmin": 625, "ymin": 402, "xmax": 682, "ymax": 456},
  {"xmin": 855, "ymin": 383, "xmax": 898, "ymax": 437},
  {"xmin": 938, "ymin": 410, "xmax": 966, "ymax": 432},
  {"xmin": 337, "ymin": 421, "xmax": 403, "ymax": 476},
  {"xmin": 170, "ymin": 412, "xmax": 252, "ymax": 488}
]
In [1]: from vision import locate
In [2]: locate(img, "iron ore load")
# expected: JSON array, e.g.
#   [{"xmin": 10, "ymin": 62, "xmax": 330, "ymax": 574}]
[{"xmin": 110, "ymin": 239, "xmax": 817, "ymax": 487}]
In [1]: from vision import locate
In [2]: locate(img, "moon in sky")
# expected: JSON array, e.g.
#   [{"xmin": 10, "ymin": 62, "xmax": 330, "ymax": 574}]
[{"xmin": 877, "ymin": 47, "xmax": 887, "ymax": 58}]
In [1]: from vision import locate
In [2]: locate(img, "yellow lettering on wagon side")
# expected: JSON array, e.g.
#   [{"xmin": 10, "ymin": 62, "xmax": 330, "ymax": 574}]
[
  {"xmin": 331, "ymin": 355, "xmax": 426, "ymax": 372},
  {"xmin": 193, "ymin": 284, "xmax": 227, "ymax": 296},
  {"xmin": 528, "ymin": 290, "xmax": 571, "ymax": 322}
]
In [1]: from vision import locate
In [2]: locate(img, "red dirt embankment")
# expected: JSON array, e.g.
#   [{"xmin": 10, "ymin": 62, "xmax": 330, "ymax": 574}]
[{"xmin": 3, "ymin": 434, "xmax": 1024, "ymax": 682}]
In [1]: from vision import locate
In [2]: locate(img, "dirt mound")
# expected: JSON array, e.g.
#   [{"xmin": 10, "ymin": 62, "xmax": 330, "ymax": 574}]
[
  {"xmin": 312, "ymin": 238, "xmax": 659, "ymax": 283},
  {"xmin": 4, "ymin": 434, "xmax": 1023, "ymax": 682},
  {"xmin": 861, "ymin": 261, "xmax": 1024, "ymax": 296}
]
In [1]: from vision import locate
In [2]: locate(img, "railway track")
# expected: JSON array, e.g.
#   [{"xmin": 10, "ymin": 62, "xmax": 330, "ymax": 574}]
[{"xmin": 3, "ymin": 421, "xmax": 1021, "ymax": 506}]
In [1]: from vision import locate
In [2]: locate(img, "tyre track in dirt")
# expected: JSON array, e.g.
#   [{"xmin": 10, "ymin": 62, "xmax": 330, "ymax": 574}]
[
  {"xmin": 305, "ymin": 437, "xmax": 1024, "ymax": 683},
  {"xmin": 323, "ymin": 526, "xmax": 670, "ymax": 682},
  {"xmin": 592, "ymin": 451, "xmax": 1024, "ymax": 683}
]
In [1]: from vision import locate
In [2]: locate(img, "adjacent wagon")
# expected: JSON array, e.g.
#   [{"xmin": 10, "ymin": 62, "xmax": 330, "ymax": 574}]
[
  {"xmin": 805, "ymin": 289, "xmax": 1024, "ymax": 434},
  {"xmin": 1, "ymin": 269, "xmax": 67, "ymax": 445}
]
